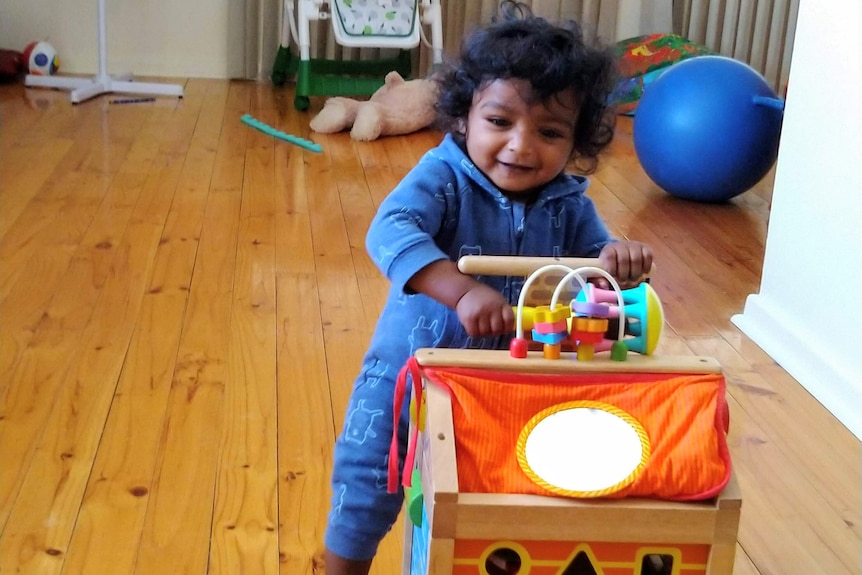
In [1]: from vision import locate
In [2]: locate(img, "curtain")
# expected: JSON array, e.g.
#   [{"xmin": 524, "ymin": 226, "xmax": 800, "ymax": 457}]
[
  {"xmin": 230, "ymin": 0, "xmax": 281, "ymax": 80},
  {"xmin": 673, "ymin": 0, "xmax": 798, "ymax": 92},
  {"xmin": 238, "ymin": 0, "xmax": 672, "ymax": 81},
  {"xmin": 234, "ymin": 0, "xmax": 793, "ymax": 104},
  {"xmin": 442, "ymin": 0, "xmax": 672, "ymax": 53}
]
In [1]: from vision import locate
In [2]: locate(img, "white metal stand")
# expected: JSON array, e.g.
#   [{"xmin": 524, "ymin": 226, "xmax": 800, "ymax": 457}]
[{"xmin": 24, "ymin": 0, "xmax": 183, "ymax": 104}]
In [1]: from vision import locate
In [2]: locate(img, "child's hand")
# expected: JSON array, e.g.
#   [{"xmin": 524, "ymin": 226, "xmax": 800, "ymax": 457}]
[
  {"xmin": 598, "ymin": 241, "xmax": 654, "ymax": 289},
  {"xmin": 455, "ymin": 284, "xmax": 515, "ymax": 338}
]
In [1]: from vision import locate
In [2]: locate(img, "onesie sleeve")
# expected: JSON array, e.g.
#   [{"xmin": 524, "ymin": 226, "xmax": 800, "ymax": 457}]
[
  {"xmin": 365, "ymin": 156, "xmax": 454, "ymax": 292},
  {"xmin": 569, "ymin": 193, "xmax": 616, "ymax": 257}
]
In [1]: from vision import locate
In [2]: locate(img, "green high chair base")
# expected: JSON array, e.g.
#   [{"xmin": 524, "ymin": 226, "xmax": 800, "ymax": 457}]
[{"xmin": 271, "ymin": 48, "xmax": 412, "ymax": 111}]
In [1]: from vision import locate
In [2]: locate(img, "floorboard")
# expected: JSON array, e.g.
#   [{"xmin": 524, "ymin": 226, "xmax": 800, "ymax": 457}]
[{"xmin": 0, "ymin": 80, "xmax": 858, "ymax": 575}]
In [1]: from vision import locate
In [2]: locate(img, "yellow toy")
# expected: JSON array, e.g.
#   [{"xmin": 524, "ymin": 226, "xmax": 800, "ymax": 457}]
[
  {"xmin": 396, "ymin": 256, "xmax": 741, "ymax": 575},
  {"xmin": 309, "ymin": 71, "xmax": 439, "ymax": 141}
]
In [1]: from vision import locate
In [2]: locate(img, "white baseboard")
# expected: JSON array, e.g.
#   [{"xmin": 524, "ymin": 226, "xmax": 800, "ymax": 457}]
[{"xmin": 732, "ymin": 294, "xmax": 861, "ymax": 441}]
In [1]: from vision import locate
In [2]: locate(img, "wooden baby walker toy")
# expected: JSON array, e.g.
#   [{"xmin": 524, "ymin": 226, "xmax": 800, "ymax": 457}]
[{"xmin": 391, "ymin": 256, "xmax": 741, "ymax": 575}]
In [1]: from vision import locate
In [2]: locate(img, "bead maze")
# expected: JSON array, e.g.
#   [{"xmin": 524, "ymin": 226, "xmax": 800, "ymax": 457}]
[
  {"xmin": 459, "ymin": 256, "xmax": 664, "ymax": 362},
  {"xmin": 397, "ymin": 256, "xmax": 741, "ymax": 575},
  {"xmin": 240, "ymin": 114, "xmax": 322, "ymax": 153}
]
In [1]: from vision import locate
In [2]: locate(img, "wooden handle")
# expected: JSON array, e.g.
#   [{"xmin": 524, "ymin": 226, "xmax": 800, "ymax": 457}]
[
  {"xmin": 457, "ymin": 255, "xmax": 604, "ymax": 277},
  {"xmin": 458, "ymin": 255, "xmax": 655, "ymax": 280}
]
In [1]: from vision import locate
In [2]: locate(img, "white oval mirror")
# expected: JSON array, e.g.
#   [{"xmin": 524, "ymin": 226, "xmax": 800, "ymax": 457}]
[{"xmin": 517, "ymin": 401, "xmax": 650, "ymax": 497}]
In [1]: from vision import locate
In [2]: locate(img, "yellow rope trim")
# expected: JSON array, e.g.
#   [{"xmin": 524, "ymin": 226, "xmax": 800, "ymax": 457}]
[{"xmin": 516, "ymin": 400, "xmax": 651, "ymax": 498}]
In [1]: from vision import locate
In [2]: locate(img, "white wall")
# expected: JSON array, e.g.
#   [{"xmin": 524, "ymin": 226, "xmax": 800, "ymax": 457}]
[
  {"xmin": 732, "ymin": 0, "xmax": 862, "ymax": 439},
  {"xmin": 0, "ymin": 0, "xmax": 243, "ymax": 78}
]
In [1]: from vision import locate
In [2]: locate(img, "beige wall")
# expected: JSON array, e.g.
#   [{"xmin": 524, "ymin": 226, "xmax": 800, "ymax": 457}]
[
  {"xmin": 1, "ymin": 0, "xmax": 673, "ymax": 80},
  {"xmin": 0, "ymin": 0, "xmax": 242, "ymax": 78}
]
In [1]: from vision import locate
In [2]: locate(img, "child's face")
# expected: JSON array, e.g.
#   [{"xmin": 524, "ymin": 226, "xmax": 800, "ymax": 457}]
[{"xmin": 464, "ymin": 78, "xmax": 578, "ymax": 196}]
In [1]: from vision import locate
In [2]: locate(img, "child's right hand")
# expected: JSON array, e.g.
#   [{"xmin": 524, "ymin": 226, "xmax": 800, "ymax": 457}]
[
  {"xmin": 455, "ymin": 284, "xmax": 515, "ymax": 338},
  {"xmin": 598, "ymin": 241, "xmax": 654, "ymax": 289}
]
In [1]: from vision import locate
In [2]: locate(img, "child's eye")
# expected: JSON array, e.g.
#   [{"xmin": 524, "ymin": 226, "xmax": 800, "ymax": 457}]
[
  {"xmin": 540, "ymin": 129, "xmax": 565, "ymax": 139},
  {"xmin": 487, "ymin": 117, "xmax": 510, "ymax": 127}
]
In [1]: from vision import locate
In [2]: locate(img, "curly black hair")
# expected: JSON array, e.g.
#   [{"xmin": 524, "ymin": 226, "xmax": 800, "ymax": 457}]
[{"xmin": 435, "ymin": 2, "xmax": 618, "ymax": 173}]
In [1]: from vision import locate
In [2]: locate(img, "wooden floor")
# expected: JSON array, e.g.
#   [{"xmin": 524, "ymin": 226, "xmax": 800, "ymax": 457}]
[{"xmin": 0, "ymin": 78, "xmax": 859, "ymax": 575}]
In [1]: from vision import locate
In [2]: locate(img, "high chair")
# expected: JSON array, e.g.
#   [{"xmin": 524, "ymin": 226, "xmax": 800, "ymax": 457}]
[{"xmin": 272, "ymin": 0, "xmax": 444, "ymax": 110}]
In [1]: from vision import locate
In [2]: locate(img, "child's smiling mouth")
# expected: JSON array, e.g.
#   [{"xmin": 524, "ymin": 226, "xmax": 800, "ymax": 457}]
[{"xmin": 498, "ymin": 160, "xmax": 533, "ymax": 172}]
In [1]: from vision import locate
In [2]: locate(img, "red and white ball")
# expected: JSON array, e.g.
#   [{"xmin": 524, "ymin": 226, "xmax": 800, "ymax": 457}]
[{"xmin": 23, "ymin": 41, "xmax": 59, "ymax": 76}]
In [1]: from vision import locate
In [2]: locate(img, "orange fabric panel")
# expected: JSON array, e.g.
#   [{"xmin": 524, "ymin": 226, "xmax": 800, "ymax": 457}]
[{"xmin": 423, "ymin": 367, "xmax": 730, "ymax": 500}]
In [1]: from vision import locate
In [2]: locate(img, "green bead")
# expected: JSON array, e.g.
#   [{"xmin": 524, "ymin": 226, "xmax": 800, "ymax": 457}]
[
  {"xmin": 406, "ymin": 468, "xmax": 424, "ymax": 527},
  {"xmin": 611, "ymin": 340, "xmax": 628, "ymax": 361}
]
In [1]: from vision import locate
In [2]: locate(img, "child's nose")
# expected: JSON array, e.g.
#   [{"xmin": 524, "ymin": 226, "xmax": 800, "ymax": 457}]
[{"xmin": 506, "ymin": 128, "xmax": 531, "ymax": 154}]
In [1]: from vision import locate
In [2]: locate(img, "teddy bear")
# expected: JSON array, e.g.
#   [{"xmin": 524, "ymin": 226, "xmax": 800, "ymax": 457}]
[{"xmin": 309, "ymin": 71, "xmax": 439, "ymax": 141}]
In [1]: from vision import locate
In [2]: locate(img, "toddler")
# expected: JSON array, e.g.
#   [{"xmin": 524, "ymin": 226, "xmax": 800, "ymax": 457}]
[{"xmin": 324, "ymin": 6, "xmax": 653, "ymax": 575}]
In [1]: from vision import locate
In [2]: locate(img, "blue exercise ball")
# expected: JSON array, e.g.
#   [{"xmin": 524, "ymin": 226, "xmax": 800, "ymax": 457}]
[{"xmin": 633, "ymin": 55, "xmax": 784, "ymax": 202}]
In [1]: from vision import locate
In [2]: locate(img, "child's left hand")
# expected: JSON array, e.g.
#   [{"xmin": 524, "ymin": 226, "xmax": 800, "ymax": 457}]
[{"xmin": 598, "ymin": 241, "xmax": 654, "ymax": 288}]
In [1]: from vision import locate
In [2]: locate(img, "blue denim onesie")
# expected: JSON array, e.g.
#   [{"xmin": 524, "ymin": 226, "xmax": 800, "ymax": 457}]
[{"xmin": 324, "ymin": 134, "xmax": 614, "ymax": 560}]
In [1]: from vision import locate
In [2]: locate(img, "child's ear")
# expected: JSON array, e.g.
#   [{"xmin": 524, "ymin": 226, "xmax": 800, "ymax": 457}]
[{"xmin": 456, "ymin": 118, "xmax": 467, "ymax": 135}]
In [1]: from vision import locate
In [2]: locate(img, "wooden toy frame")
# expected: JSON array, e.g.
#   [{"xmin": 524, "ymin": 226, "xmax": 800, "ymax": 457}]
[
  {"xmin": 402, "ymin": 349, "xmax": 741, "ymax": 575},
  {"xmin": 399, "ymin": 257, "xmax": 741, "ymax": 575}
]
